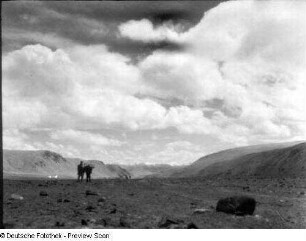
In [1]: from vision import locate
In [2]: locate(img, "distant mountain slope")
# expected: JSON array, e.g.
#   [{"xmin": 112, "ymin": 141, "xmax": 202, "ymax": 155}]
[
  {"xmin": 87, "ymin": 160, "xmax": 131, "ymax": 179},
  {"xmin": 3, "ymin": 150, "xmax": 131, "ymax": 179},
  {"xmin": 171, "ymin": 141, "xmax": 304, "ymax": 178},
  {"xmin": 198, "ymin": 143, "xmax": 306, "ymax": 179},
  {"xmin": 120, "ymin": 164, "xmax": 186, "ymax": 179}
]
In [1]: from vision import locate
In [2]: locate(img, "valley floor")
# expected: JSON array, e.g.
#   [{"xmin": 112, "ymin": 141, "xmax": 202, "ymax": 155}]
[{"xmin": 3, "ymin": 177, "xmax": 306, "ymax": 228}]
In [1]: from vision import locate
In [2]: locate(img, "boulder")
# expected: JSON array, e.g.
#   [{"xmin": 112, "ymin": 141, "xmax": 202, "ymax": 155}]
[{"xmin": 216, "ymin": 196, "xmax": 256, "ymax": 216}]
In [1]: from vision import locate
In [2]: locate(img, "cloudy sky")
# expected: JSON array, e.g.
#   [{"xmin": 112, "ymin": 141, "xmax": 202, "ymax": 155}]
[{"xmin": 2, "ymin": 1, "xmax": 306, "ymax": 165}]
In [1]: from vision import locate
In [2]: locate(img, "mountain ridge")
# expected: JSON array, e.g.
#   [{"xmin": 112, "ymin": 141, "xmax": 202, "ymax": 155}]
[
  {"xmin": 171, "ymin": 141, "xmax": 306, "ymax": 178},
  {"xmin": 3, "ymin": 150, "xmax": 131, "ymax": 179}
]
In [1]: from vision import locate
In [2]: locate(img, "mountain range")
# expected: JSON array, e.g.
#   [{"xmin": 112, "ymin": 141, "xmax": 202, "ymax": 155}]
[{"xmin": 3, "ymin": 141, "xmax": 305, "ymax": 179}]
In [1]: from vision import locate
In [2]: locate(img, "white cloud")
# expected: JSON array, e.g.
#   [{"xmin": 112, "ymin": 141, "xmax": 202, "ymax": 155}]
[
  {"xmin": 74, "ymin": 87, "xmax": 214, "ymax": 133},
  {"xmin": 138, "ymin": 51, "xmax": 224, "ymax": 103},
  {"xmin": 3, "ymin": 129, "xmax": 36, "ymax": 150},
  {"xmin": 2, "ymin": 44, "xmax": 217, "ymax": 135},
  {"xmin": 147, "ymin": 140, "xmax": 205, "ymax": 165},
  {"xmin": 50, "ymin": 129, "xmax": 123, "ymax": 147},
  {"xmin": 121, "ymin": 0, "xmax": 306, "ymax": 144},
  {"xmin": 119, "ymin": 19, "xmax": 182, "ymax": 43},
  {"xmin": 3, "ymin": 98, "xmax": 48, "ymax": 129}
]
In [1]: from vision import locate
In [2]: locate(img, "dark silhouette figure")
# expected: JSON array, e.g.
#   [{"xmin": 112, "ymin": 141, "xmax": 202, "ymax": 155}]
[
  {"xmin": 77, "ymin": 161, "xmax": 84, "ymax": 182},
  {"xmin": 84, "ymin": 165, "xmax": 94, "ymax": 182}
]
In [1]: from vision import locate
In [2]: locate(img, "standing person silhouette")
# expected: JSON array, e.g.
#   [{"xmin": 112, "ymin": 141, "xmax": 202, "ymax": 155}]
[
  {"xmin": 84, "ymin": 165, "xmax": 93, "ymax": 182},
  {"xmin": 77, "ymin": 161, "xmax": 84, "ymax": 182}
]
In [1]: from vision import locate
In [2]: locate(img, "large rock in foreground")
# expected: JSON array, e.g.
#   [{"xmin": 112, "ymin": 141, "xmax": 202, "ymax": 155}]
[{"xmin": 216, "ymin": 196, "xmax": 256, "ymax": 216}]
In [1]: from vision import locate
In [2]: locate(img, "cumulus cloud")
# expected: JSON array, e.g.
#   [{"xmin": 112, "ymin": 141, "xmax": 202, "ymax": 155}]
[
  {"xmin": 2, "ymin": 0, "xmax": 306, "ymax": 164},
  {"xmin": 138, "ymin": 51, "xmax": 224, "ymax": 103},
  {"xmin": 3, "ymin": 43, "xmax": 215, "ymax": 135},
  {"xmin": 120, "ymin": 0, "xmax": 306, "ymax": 144}
]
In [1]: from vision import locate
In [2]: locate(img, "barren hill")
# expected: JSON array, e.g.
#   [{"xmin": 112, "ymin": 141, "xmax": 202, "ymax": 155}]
[
  {"xmin": 3, "ymin": 150, "xmax": 131, "ymax": 179},
  {"xmin": 198, "ymin": 142, "xmax": 306, "ymax": 179},
  {"xmin": 171, "ymin": 142, "xmax": 306, "ymax": 179}
]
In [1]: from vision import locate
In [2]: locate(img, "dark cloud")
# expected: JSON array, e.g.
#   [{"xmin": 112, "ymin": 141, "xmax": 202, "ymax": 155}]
[
  {"xmin": 2, "ymin": 1, "xmax": 223, "ymax": 58},
  {"xmin": 42, "ymin": 1, "xmax": 222, "ymax": 24}
]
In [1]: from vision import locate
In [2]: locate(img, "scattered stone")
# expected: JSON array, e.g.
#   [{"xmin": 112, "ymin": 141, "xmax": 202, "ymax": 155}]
[
  {"xmin": 85, "ymin": 205, "xmax": 96, "ymax": 212},
  {"xmin": 186, "ymin": 222, "xmax": 198, "ymax": 229},
  {"xmin": 157, "ymin": 216, "xmax": 182, "ymax": 228},
  {"xmin": 216, "ymin": 196, "xmax": 256, "ymax": 216},
  {"xmin": 299, "ymin": 191, "xmax": 305, "ymax": 196},
  {"xmin": 10, "ymin": 194, "xmax": 24, "ymax": 200},
  {"xmin": 109, "ymin": 208, "xmax": 117, "ymax": 214},
  {"xmin": 89, "ymin": 218, "xmax": 96, "ymax": 224},
  {"xmin": 95, "ymin": 219, "xmax": 107, "ymax": 226},
  {"xmin": 73, "ymin": 210, "xmax": 82, "ymax": 216},
  {"xmin": 119, "ymin": 216, "xmax": 131, "ymax": 228},
  {"xmin": 98, "ymin": 197, "xmax": 106, "ymax": 203},
  {"xmin": 86, "ymin": 190, "xmax": 98, "ymax": 196},
  {"xmin": 81, "ymin": 219, "xmax": 88, "ymax": 226},
  {"xmin": 55, "ymin": 221, "xmax": 65, "ymax": 227},
  {"xmin": 128, "ymin": 193, "xmax": 134, "ymax": 196},
  {"xmin": 190, "ymin": 202, "xmax": 197, "ymax": 208},
  {"xmin": 57, "ymin": 198, "xmax": 63, "ymax": 203},
  {"xmin": 242, "ymin": 186, "xmax": 250, "ymax": 191},
  {"xmin": 193, "ymin": 208, "xmax": 211, "ymax": 214},
  {"xmin": 63, "ymin": 199, "xmax": 70, "ymax": 203},
  {"xmin": 39, "ymin": 191, "xmax": 48, "ymax": 197}
]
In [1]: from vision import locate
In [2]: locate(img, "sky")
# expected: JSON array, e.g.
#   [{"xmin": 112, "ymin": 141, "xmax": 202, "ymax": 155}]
[{"xmin": 2, "ymin": 0, "xmax": 306, "ymax": 165}]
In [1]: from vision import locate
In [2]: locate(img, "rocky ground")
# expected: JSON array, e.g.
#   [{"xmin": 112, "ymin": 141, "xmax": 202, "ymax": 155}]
[{"xmin": 3, "ymin": 177, "xmax": 306, "ymax": 228}]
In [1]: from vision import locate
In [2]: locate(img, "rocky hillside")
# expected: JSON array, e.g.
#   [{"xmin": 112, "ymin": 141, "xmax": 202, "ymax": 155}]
[
  {"xmin": 171, "ymin": 142, "xmax": 306, "ymax": 179},
  {"xmin": 3, "ymin": 150, "xmax": 131, "ymax": 179},
  {"xmin": 198, "ymin": 142, "xmax": 306, "ymax": 179}
]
